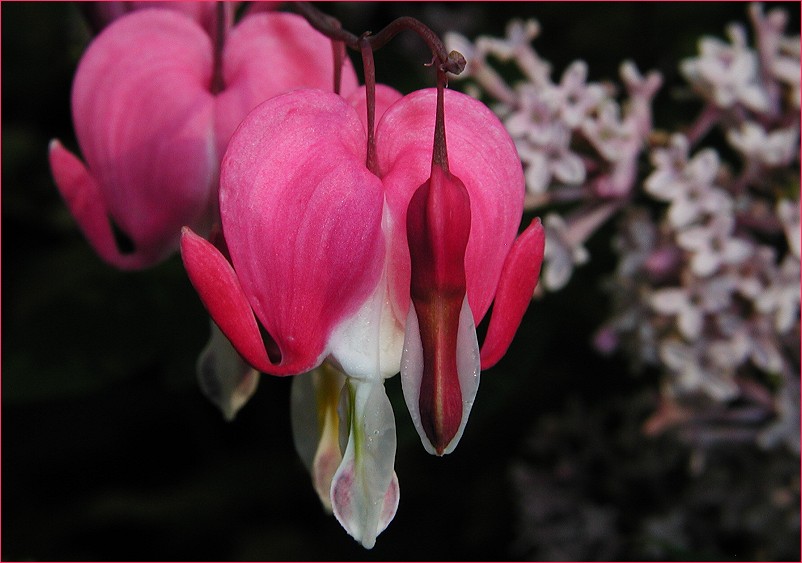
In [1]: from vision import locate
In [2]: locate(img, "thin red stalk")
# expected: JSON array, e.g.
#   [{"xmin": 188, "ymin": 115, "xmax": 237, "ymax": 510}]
[
  {"xmin": 211, "ymin": 2, "xmax": 226, "ymax": 94},
  {"xmin": 294, "ymin": 3, "xmax": 467, "ymax": 178},
  {"xmin": 432, "ymin": 68, "xmax": 449, "ymax": 172},
  {"xmin": 331, "ymin": 38, "xmax": 344, "ymax": 95},
  {"xmin": 294, "ymin": 2, "xmax": 465, "ymax": 77},
  {"xmin": 360, "ymin": 35, "xmax": 378, "ymax": 175},
  {"xmin": 294, "ymin": 2, "xmax": 358, "ymax": 46}
]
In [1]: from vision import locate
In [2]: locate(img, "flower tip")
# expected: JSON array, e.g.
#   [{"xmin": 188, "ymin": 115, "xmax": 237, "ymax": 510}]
[
  {"xmin": 48, "ymin": 138, "xmax": 62, "ymax": 154},
  {"xmin": 478, "ymin": 216, "xmax": 545, "ymax": 370},
  {"xmin": 529, "ymin": 215, "xmax": 544, "ymax": 234},
  {"xmin": 179, "ymin": 226, "xmax": 203, "ymax": 249},
  {"xmin": 422, "ymin": 413, "xmax": 461, "ymax": 457}
]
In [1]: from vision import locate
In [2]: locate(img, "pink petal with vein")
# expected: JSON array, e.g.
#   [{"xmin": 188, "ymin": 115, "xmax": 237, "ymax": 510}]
[
  {"xmin": 67, "ymin": 9, "xmax": 217, "ymax": 267},
  {"xmin": 49, "ymin": 140, "xmax": 158, "ymax": 269},
  {"xmin": 180, "ymin": 228, "xmax": 280, "ymax": 374},
  {"xmin": 219, "ymin": 89, "xmax": 385, "ymax": 374},
  {"xmin": 479, "ymin": 218, "xmax": 545, "ymax": 369},
  {"xmin": 216, "ymin": 12, "xmax": 359, "ymax": 159}
]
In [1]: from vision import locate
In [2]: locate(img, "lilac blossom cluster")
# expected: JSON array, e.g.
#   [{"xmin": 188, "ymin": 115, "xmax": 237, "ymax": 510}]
[
  {"xmin": 446, "ymin": 18, "xmax": 662, "ymax": 290},
  {"xmin": 447, "ymin": 3, "xmax": 800, "ymax": 453}
]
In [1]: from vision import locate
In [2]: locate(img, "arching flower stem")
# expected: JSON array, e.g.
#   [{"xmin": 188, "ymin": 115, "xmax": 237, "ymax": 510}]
[{"xmin": 294, "ymin": 2, "xmax": 465, "ymax": 78}]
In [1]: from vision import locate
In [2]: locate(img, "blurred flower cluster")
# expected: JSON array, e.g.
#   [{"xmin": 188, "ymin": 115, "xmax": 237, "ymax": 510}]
[{"xmin": 447, "ymin": 2, "xmax": 800, "ymax": 454}]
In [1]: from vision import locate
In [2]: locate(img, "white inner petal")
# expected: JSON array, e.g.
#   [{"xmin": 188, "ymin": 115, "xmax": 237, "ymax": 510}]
[
  {"xmin": 329, "ymin": 278, "xmax": 404, "ymax": 381},
  {"xmin": 442, "ymin": 295, "xmax": 481, "ymax": 455},
  {"xmin": 330, "ymin": 379, "xmax": 398, "ymax": 549},
  {"xmin": 400, "ymin": 296, "xmax": 481, "ymax": 456},
  {"xmin": 328, "ymin": 207, "xmax": 405, "ymax": 382}
]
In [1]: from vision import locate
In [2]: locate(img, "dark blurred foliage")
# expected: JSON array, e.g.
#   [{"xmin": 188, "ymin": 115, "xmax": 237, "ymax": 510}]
[{"xmin": 2, "ymin": 2, "xmax": 799, "ymax": 561}]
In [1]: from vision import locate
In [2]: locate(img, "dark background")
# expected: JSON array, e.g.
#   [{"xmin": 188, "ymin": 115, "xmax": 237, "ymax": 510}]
[{"xmin": 3, "ymin": 2, "xmax": 800, "ymax": 560}]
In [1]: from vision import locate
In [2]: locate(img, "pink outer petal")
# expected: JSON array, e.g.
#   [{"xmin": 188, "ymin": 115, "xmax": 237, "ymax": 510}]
[
  {"xmin": 480, "ymin": 218, "xmax": 545, "ymax": 370},
  {"xmin": 219, "ymin": 89, "xmax": 385, "ymax": 375},
  {"xmin": 377, "ymin": 88, "xmax": 525, "ymax": 324},
  {"xmin": 180, "ymin": 227, "xmax": 300, "ymax": 375},
  {"xmin": 215, "ymin": 12, "xmax": 360, "ymax": 159},
  {"xmin": 69, "ymin": 9, "xmax": 217, "ymax": 265},
  {"xmin": 49, "ymin": 140, "xmax": 161, "ymax": 269}
]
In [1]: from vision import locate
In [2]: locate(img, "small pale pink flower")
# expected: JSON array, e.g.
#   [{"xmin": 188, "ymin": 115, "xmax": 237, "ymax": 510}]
[
  {"xmin": 676, "ymin": 215, "xmax": 753, "ymax": 277},
  {"xmin": 651, "ymin": 274, "xmax": 736, "ymax": 340},
  {"xmin": 645, "ymin": 135, "xmax": 732, "ymax": 228},
  {"xmin": 659, "ymin": 337, "xmax": 739, "ymax": 400},
  {"xmin": 541, "ymin": 213, "xmax": 589, "ymax": 290},
  {"xmin": 505, "ymin": 92, "xmax": 586, "ymax": 193},
  {"xmin": 777, "ymin": 198, "xmax": 801, "ymax": 259},
  {"xmin": 726, "ymin": 121, "xmax": 800, "ymax": 167},
  {"xmin": 680, "ymin": 23, "xmax": 770, "ymax": 112}
]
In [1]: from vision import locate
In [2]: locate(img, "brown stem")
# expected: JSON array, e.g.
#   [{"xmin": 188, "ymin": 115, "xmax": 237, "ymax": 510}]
[
  {"xmin": 294, "ymin": 2, "xmax": 358, "ymax": 46},
  {"xmin": 331, "ymin": 39, "xmax": 344, "ymax": 95},
  {"xmin": 323, "ymin": 15, "xmax": 345, "ymax": 95},
  {"xmin": 210, "ymin": 2, "xmax": 226, "ymax": 94},
  {"xmin": 432, "ymin": 68, "xmax": 449, "ymax": 172},
  {"xmin": 360, "ymin": 34, "xmax": 379, "ymax": 175},
  {"xmin": 294, "ymin": 2, "xmax": 467, "ymax": 175},
  {"xmin": 294, "ymin": 2, "xmax": 465, "ymax": 77},
  {"xmin": 366, "ymin": 17, "xmax": 463, "ymax": 75}
]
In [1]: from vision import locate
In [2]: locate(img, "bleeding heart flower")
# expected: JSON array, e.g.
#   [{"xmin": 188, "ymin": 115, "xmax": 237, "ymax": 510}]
[
  {"xmin": 180, "ymin": 85, "xmax": 544, "ymax": 546},
  {"xmin": 49, "ymin": 8, "xmax": 358, "ymax": 270}
]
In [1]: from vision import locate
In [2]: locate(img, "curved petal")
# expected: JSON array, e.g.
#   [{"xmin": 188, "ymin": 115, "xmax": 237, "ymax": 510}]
[
  {"xmin": 72, "ymin": 9, "xmax": 218, "ymax": 266},
  {"xmin": 331, "ymin": 379, "xmax": 399, "ymax": 549},
  {"xmin": 216, "ymin": 11, "xmax": 360, "ymax": 157},
  {"xmin": 48, "ymin": 140, "xmax": 158, "ymax": 269},
  {"xmin": 180, "ymin": 227, "xmax": 307, "ymax": 375},
  {"xmin": 290, "ymin": 365, "xmax": 346, "ymax": 512},
  {"xmin": 219, "ymin": 89, "xmax": 385, "ymax": 375},
  {"xmin": 327, "ymin": 251, "xmax": 405, "ymax": 382},
  {"xmin": 401, "ymin": 295, "xmax": 480, "ymax": 455},
  {"xmin": 377, "ymin": 88, "xmax": 525, "ymax": 324},
  {"xmin": 480, "ymin": 218, "xmax": 546, "ymax": 369},
  {"xmin": 70, "ymin": 9, "xmax": 217, "ymax": 265},
  {"xmin": 196, "ymin": 319, "xmax": 260, "ymax": 421}
]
